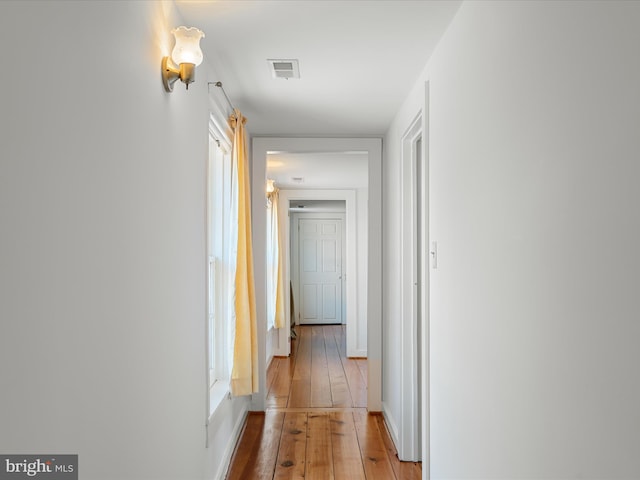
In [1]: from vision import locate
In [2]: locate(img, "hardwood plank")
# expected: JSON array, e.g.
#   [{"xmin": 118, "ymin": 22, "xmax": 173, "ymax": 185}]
[
  {"xmin": 305, "ymin": 413, "xmax": 334, "ymax": 480},
  {"xmin": 267, "ymin": 358, "xmax": 277, "ymax": 390},
  {"xmin": 355, "ymin": 358, "xmax": 368, "ymax": 384},
  {"xmin": 334, "ymin": 324, "xmax": 348, "ymax": 358},
  {"xmin": 269, "ymin": 407, "xmax": 366, "ymax": 414},
  {"xmin": 227, "ymin": 326, "xmax": 422, "ymax": 480},
  {"xmin": 290, "ymin": 329, "xmax": 298, "ymax": 358},
  {"xmin": 267, "ymin": 357, "xmax": 294, "ymax": 408},
  {"xmin": 288, "ymin": 379, "xmax": 311, "ymax": 408},
  {"xmin": 353, "ymin": 411, "xmax": 396, "ymax": 480},
  {"xmin": 289, "ymin": 327, "xmax": 311, "ymax": 407},
  {"xmin": 374, "ymin": 414, "xmax": 422, "ymax": 480},
  {"xmin": 266, "ymin": 357, "xmax": 279, "ymax": 407},
  {"xmin": 310, "ymin": 326, "xmax": 332, "ymax": 407},
  {"xmin": 330, "ymin": 412, "xmax": 366, "ymax": 480},
  {"xmin": 226, "ymin": 411, "xmax": 284, "ymax": 480},
  {"xmin": 340, "ymin": 352, "xmax": 367, "ymax": 408},
  {"xmin": 292, "ymin": 326, "xmax": 311, "ymax": 379},
  {"xmin": 323, "ymin": 326, "xmax": 352, "ymax": 407},
  {"xmin": 274, "ymin": 412, "xmax": 308, "ymax": 480},
  {"xmin": 332, "ymin": 325, "xmax": 367, "ymax": 407},
  {"xmin": 225, "ymin": 412, "xmax": 263, "ymax": 480}
]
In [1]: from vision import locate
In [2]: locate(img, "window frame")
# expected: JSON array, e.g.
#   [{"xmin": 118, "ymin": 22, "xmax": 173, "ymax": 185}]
[{"xmin": 206, "ymin": 112, "xmax": 234, "ymax": 420}]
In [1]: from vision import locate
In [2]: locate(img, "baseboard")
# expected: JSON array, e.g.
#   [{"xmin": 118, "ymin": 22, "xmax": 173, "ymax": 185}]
[
  {"xmin": 381, "ymin": 401, "xmax": 400, "ymax": 452},
  {"xmin": 348, "ymin": 349, "xmax": 367, "ymax": 357},
  {"xmin": 213, "ymin": 405, "xmax": 249, "ymax": 480}
]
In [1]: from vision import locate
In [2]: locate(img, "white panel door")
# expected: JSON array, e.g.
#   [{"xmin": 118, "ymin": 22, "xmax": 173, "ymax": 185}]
[{"xmin": 299, "ymin": 218, "xmax": 343, "ymax": 324}]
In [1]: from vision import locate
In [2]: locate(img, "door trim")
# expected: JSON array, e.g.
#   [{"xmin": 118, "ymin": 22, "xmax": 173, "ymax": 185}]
[
  {"xmin": 422, "ymin": 81, "xmax": 431, "ymax": 480},
  {"xmin": 400, "ymin": 112, "xmax": 424, "ymax": 461}
]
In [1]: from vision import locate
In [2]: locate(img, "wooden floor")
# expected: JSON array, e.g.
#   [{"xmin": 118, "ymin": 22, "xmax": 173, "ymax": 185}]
[{"xmin": 225, "ymin": 325, "xmax": 421, "ymax": 480}]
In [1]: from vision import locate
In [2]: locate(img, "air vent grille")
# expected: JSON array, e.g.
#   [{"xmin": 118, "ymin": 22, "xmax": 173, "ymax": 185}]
[
  {"xmin": 273, "ymin": 62, "xmax": 294, "ymax": 71},
  {"xmin": 268, "ymin": 59, "xmax": 300, "ymax": 79}
]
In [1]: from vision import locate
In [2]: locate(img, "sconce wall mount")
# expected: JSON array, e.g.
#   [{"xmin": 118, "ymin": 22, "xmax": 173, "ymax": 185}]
[{"xmin": 162, "ymin": 26, "xmax": 205, "ymax": 92}]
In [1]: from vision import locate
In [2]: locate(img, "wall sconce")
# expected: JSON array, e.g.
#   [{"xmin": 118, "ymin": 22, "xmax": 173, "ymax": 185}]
[
  {"xmin": 266, "ymin": 179, "xmax": 276, "ymax": 194},
  {"xmin": 162, "ymin": 26, "xmax": 205, "ymax": 92}
]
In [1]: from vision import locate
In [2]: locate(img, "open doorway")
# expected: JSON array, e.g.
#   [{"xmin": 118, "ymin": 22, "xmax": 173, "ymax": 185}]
[
  {"xmin": 252, "ymin": 138, "xmax": 382, "ymax": 413},
  {"xmin": 269, "ymin": 150, "xmax": 367, "ymax": 360}
]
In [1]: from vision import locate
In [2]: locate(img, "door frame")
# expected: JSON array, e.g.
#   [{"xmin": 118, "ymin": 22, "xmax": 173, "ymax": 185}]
[
  {"xmin": 422, "ymin": 82, "xmax": 431, "ymax": 480},
  {"xmin": 251, "ymin": 137, "xmax": 382, "ymax": 412},
  {"xmin": 399, "ymin": 88, "xmax": 430, "ymax": 467},
  {"xmin": 400, "ymin": 112, "xmax": 423, "ymax": 461}
]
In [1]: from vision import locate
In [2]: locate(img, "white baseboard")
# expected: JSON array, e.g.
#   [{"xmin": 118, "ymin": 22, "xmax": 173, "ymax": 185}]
[
  {"xmin": 347, "ymin": 349, "xmax": 367, "ymax": 358},
  {"xmin": 381, "ymin": 401, "xmax": 400, "ymax": 451},
  {"xmin": 213, "ymin": 405, "xmax": 248, "ymax": 480}
]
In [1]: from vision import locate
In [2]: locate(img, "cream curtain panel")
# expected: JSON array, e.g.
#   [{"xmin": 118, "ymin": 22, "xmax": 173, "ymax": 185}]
[
  {"xmin": 267, "ymin": 188, "xmax": 286, "ymax": 329},
  {"xmin": 229, "ymin": 109, "xmax": 258, "ymax": 397}
]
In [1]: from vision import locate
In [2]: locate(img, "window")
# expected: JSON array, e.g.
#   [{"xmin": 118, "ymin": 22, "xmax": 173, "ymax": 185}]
[{"xmin": 207, "ymin": 123, "xmax": 234, "ymax": 417}]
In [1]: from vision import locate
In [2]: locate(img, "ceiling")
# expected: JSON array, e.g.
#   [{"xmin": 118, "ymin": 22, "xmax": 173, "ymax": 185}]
[
  {"xmin": 267, "ymin": 151, "xmax": 368, "ymax": 189},
  {"xmin": 175, "ymin": 0, "xmax": 462, "ymax": 137}
]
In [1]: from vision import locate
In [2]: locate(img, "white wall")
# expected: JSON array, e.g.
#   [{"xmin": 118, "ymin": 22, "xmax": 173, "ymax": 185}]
[
  {"xmin": 0, "ymin": 2, "xmax": 246, "ymax": 479},
  {"xmin": 204, "ymin": 394, "xmax": 249, "ymax": 480},
  {"xmin": 383, "ymin": 1, "xmax": 640, "ymax": 478}
]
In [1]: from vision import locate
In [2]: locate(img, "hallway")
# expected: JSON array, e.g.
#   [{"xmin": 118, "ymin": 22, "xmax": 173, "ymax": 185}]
[{"xmin": 225, "ymin": 325, "xmax": 421, "ymax": 479}]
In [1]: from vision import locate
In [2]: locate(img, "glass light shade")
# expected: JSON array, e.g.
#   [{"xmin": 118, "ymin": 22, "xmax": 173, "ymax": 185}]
[
  {"xmin": 266, "ymin": 179, "xmax": 275, "ymax": 193},
  {"xmin": 171, "ymin": 26, "xmax": 205, "ymax": 66}
]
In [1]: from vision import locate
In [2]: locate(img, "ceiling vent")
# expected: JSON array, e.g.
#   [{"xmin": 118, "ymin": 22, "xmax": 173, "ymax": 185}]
[{"xmin": 268, "ymin": 59, "xmax": 300, "ymax": 79}]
